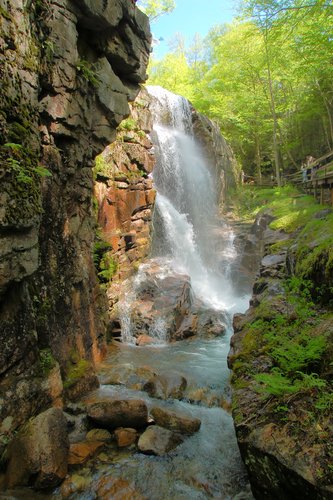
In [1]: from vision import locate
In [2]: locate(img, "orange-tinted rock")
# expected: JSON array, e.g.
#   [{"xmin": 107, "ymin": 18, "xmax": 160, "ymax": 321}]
[
  {"xmin": 114, "ymin": 427, "xmax": 138, "ymax": 447},
  {"xmin": 68, "ymin": 441, "xmax": 104, "ymax": 465},
  {"xmin": 97, "ymin": 476, "xmax": 144, "ymax": 500},
  {"xmin": 136, "ymin": 334, "xmax": 159, "ymax": 346}
]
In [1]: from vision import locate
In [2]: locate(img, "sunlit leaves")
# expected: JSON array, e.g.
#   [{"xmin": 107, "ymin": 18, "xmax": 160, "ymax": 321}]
[{"xmin": 137, "ymin": 0, "xmax": 175, "ymax": 21}]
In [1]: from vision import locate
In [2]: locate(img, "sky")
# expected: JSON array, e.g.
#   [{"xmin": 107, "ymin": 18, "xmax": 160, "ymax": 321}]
[{"xmin": 145, "ymin": 0, "xmax": 239, "ymax": 59}]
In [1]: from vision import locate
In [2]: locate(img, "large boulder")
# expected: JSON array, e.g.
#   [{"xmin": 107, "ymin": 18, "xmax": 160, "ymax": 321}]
[
  {"xmin": 138, "ymin": 425, "xmax": 183, "ymax": 456},
  {"xmin": 87, "ymin": 399, "xmax": 148, "ymax": 429},
  {"xmin": 5, "ymin": 408, "xmax": 69, "ymax": 489},
  {"xmin": 150, "ymin": 407, "xmax": 201, "ymax": 435}
]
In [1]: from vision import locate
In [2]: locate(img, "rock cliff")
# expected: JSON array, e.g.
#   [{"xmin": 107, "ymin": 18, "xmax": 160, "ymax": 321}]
[
  {"xmin": 0, "ymin": 0, "xmax": 151, "ymax": 448},
  {"xmin": 229, "ymin": 210, "xmax": 333, "ymax": 499}
]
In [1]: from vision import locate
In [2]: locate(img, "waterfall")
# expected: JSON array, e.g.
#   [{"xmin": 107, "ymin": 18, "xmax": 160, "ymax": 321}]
[{"xmin": 147, "ymin": 86, "xmax": 237, "ymax": 311}]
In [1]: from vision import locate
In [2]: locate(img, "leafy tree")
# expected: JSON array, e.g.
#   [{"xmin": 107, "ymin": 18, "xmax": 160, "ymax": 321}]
[
  {"xmin": 137, "ymin": 0, "xmax": 176, "ymax": 21},
  {"xmin": 146, "ymin": 0, "xmax": 333, "ymax": 181}
]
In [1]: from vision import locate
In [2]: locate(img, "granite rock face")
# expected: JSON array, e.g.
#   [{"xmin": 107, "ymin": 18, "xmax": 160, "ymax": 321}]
[
  {"xmin": 0, "ymin": 0, "xmax": 151, "ymax": 442},
  {"xmin": 94, "ymin": 88, "xmax": 156, "ymax": 283}
]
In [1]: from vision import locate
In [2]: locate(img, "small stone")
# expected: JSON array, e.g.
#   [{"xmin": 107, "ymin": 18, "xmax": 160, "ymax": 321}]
[
  {"xmin": 86, "ymin": 429, "xmax": 112, "ymax": 442},
  {"xmin": 68, "ymin": 441, "xmax": 104, "ymax": 465},
  {"xmin": 114, "ymin": 427, "xmax": 138, "ymax": 447},
  {"xmin": 143, "ymin": 373, "xmax": 187, "ymax": 400}
]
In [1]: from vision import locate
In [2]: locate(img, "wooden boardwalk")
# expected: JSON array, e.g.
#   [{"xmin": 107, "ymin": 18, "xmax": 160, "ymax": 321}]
[{"xmin": 283, "ymin": 151, "xmax": 333, "ymax": 206}]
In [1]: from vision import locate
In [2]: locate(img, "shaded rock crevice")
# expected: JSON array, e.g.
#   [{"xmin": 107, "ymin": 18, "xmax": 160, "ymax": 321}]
[{"xmin": 0, "ymin": 0, "xmax": 151, "ymax": 445}]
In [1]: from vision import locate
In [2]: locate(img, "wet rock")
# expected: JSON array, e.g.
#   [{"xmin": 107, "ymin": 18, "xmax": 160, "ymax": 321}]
[
  {"xmin": 143, "ymin": 373, "xmax": 187, "ymax": 400},
  {"xmin": 5, "ymin": 408, "xmax": 69, "ymax": 489},
  {"xmin": 101, "ymin": 363, "xmax": 157, "ymax": 390},
  {"xmin": 96, "ymin": 476, "xmax": 144, "ymax": 499},
  {"xmin": 261, "ymin": 253, "xmax": 286, "ymax": 267},
  {"xmin": 86, "ymin": 429, "xmax": 112, "ymax": 442},
  {"xmin": 115, "ymin": 264, "xmax": 194, "ymax": 342},
  {"xmin": 138, "ymin": 425, "xmax": 183, "ymax": 456},
  {"xmin": 0, "ymin": 0, "xmax": 151, "ymax": 441},
  {"xmin": 150, "ymin": 407, "xmax": 201, "ymax": 434},
  {"xmin": 65, "ymin": 412, "xmax": 89, "ymax": 444},
  {"xmin": 136, "ymin": 334, "xmax": 160, "ymax": 346},
  {"xmin": 65, "ymin": 370, "xmax": 100, "ymax": 402},
  {"xmin": 61, "ymin": 473, "xmax": 93, "ymax": 498},
  {"xmin": 186, "ymin": 387, "xmax": 224, "ymax": 408},
  {"xmin": 114, "ymin": 428, "xmax": 138, "ymax": 448},
  {"xmin": 68, "ymin": 441, "xmax": 105, "ymax": 465},
  {"xmin": 87, "ymin": 399, "xmax": 148, "ymax": 429}
]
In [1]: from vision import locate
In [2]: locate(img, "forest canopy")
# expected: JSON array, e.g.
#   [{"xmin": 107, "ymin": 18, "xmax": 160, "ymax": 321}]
[{"xmin": 147, "ymin": 0, "xmax": 333, "ymax": 182}]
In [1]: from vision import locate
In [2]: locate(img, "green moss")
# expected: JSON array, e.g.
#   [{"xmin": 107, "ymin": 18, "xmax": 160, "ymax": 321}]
[
  {"xmin": 63, "ymin": 359, "xmax": 90, "ymax": 389},
  {"xmin": 0, "ymin": 6, "xmax": 12, "ymax": 20},
  {"xmin": 117, "ymin": 117, "xmax": 138, "ymax": 132},
  {"xmin": 7, "ymin": 122, "xmax": 29, "ymax": 143}
]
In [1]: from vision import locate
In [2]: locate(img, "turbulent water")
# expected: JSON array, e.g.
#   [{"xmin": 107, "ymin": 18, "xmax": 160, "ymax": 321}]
[
  {"xmin": 91, "ymin": 86, "xmax": 253, "ymax": 498},
  {"xmin": 148, "ymin": 86, "xmax": 239, "ymax": 311}
]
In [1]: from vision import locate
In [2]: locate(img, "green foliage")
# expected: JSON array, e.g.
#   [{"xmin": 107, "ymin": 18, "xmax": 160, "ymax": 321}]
[
  {"xmin": 0, "ymin": 6, "xmax": 12, "ymax": 20},
  {"xmin": 138, "ymin": 0, "xmax": 175, "ymax": 20},
  {"xmin": 246, "ymin": 278, "xmax": 330, "ymax": 407},
  {"xmin": 42, "ymin": 40, "xmax": 55, "ymax": 62},
  {"xmin": 94, "ymin": 154, "xmax": 112, "ymax": 178},
  {"xmin": 93, "ymin": 238, "xmax": 117, "ymax": 284},
  {"xmin": 3, "ymin": 143, "xmax": 52, "ymax": 184},
  {"xmin": 98, "ymin": 254, "xmax": 118, "ymax": 283},
  {"xmin": 39, "ymin": 349, "xmax": 56, "ymax": 376},
  {"xmin": 147, "ymin": 2, "xmax": 333, "ymax": 178},
  {"xmin": 118, "ymin": 118, "xmax": 138, "ymax": 131},
  {"xmin": 76, "ymin": 60, "xmax": 99, "ymax": 87}
]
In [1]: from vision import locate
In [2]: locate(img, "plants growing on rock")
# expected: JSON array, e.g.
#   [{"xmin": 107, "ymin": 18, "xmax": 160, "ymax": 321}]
[
  {"xmin": 93, "ymin": 237, "xmax": 117, "ymax": 284},
  {"xmin": 76, "ymin": 60, "xmax": 99, "ymax": 87},
  {"xmin": 3, "ymin": 143, "xmax": 52, "ymax": 184}
]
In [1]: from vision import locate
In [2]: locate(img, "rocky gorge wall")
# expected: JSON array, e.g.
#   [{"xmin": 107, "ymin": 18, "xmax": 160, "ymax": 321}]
[
  {"xmin": 228, "ymin": 209, "xmax": 333, "ymax": 499},
  {"xmin": 0, "ymin": 0, "xmax": 151, "ymax": 448}
]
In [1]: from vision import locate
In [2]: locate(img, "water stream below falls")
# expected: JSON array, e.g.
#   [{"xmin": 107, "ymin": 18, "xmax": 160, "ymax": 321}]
[
  {"xmin": 69, "ymin": 87, "xmax": 255, "ymax": 498},
  {"xmin": 48, "ymin": 87, "xmax": 256, "ymax": 499}
]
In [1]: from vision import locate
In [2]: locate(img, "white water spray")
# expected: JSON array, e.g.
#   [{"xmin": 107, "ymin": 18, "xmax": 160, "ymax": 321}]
[{"xmin": 148, "ymin": 86, "xmax": 238, "ymax": 310}]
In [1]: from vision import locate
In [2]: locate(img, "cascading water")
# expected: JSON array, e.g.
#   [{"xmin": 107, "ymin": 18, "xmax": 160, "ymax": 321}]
[
  {"xmin": 148, "ymin": 85, "xmax": 237, "ymax": 311},
  {"xmin": 81, "ymin": 86, "xmax": 255, "ymax": 499}
]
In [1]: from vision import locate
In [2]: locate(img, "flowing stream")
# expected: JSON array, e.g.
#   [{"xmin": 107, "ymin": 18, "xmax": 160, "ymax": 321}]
[{"xmin": 68, "ymin": 87, "xmax": 254, "ymax": 499}]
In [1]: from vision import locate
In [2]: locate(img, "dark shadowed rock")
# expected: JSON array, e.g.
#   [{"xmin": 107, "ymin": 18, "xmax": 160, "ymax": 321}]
[
  {"xmin": 87, "ymin": 399, "xmax": 148, "ymax": 429},
  {"xmin": 150, "ymin": 407, "xmax": 201, "ymax": 434},
  {"xmin": 138, "ymin": 426, "xmax": 183, "ymax": 456},
  {"xmin": 5, "ymin": 408, "xmax": 69, "ymax": 489}
]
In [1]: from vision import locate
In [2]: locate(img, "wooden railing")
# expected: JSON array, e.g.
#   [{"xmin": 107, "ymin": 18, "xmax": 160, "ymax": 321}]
[{"xmin": 283, "ymin": 150, "xmax": 333, "ymax": 206}]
